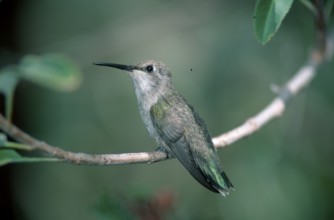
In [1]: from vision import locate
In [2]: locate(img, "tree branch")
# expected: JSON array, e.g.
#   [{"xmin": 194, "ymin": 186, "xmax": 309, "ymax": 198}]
[
  {"xmin": 312, "ymin": 0, "xmax": 327, "ymax": 56},
  {"xmin": 213, "ymin": 60, "xmax": 318, "ymax": 147},
  {"xmin": 0, "ymin": 113, "xmax": 168, "ymax": 165},
  {"xmin": 214, "ymin": 0, "xmax": 333, "ymax": 147},
  {"xmin": 0, "ymin": 2, "xmax": 333, "ymax": 166}
]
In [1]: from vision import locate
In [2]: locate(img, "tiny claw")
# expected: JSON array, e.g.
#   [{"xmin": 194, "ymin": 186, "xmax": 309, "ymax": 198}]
[{"xmin": 154, "ymin": 146, "xmax": 174, "ymax": 159}]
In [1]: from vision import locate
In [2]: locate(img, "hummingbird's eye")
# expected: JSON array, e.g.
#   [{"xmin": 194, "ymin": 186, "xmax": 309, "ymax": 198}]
[{"xmin": 146, "ymin": 65, "xmax": 154, "ymax": 73}]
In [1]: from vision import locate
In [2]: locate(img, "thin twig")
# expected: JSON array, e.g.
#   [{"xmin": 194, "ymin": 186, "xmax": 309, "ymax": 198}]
[
  {"xmin": 212, "ymin": 61, "xmax": 319, "ymax": 147},
  {"xmin": 0, "ymin": 113, "xmax": 168, "ymax": 165},
  {"xmin": 0, "ymin": 1, "xmax": 332, "ymax": 166},
  {"xmin": 312, "ymin": 0, "xmax": 327, "ymax": 56}
]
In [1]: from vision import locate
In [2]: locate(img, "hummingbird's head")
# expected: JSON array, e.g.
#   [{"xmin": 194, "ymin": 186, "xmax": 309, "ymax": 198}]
[{"xmin": 94, "ymin": 60, "xmax": 173, "ymax": 97}]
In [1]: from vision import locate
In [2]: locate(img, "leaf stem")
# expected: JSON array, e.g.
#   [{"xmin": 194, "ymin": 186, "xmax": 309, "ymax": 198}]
[{"xmin": 4, "ymin": 141, "xmax": 33, "ymax": 151}]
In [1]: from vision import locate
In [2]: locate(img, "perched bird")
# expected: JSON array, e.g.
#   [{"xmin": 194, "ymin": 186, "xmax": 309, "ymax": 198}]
[{"xmin": 95, "ymin": 60, "xmax": 233, "ymax": 196}]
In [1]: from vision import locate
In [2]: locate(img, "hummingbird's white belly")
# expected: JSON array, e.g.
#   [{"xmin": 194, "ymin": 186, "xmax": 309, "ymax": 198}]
[{"xmin": 135, "ymin": 88, "xmax": 164, "ymax": 145}]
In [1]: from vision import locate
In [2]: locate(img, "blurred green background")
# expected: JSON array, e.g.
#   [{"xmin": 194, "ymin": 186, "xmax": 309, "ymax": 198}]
[{"xmin": 1, "ymin": 0, "xmax": 334, "ymax": 219}]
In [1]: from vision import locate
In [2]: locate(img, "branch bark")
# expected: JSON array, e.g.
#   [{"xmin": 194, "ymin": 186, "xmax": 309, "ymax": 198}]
[
  {"xmin": 212, "ymin": 60, "xmax": 318, "ymax": 148},
  {"xmin": 0, "ymin": 2, "xmax": 332, "ymax": 166}
]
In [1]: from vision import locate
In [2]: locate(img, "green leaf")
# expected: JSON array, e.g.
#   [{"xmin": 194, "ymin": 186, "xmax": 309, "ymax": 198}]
[
  {"xmin": 0, "ymin": 68, "xmax": 19, "ymax": 120},
  {"xmin": 254, "ymin": 0, "xmax": 294, "ymax": 44},
  {"xmin": 19, "ymin": 54, "xmax": 82, "ymax": 92},
  {"xmin": 0, "ymin": 133, "xmax": 8, "ymax": 146},
  {"xmin": 0, "ymin": 149, "xmax": 59, "ymax": 167}
]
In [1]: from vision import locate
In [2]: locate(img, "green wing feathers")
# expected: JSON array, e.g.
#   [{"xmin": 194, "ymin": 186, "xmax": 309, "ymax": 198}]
[{"xmin": 150, "ymin": 96, "xmax": 233, "ymax": 195}]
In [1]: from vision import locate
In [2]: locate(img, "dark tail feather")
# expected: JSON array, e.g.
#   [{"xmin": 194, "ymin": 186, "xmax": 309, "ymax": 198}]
[
  {"xmin": 221, "ymin": 171, "xmax": 234, "ymax": 189},
  {"xmin": 212, "ymin": 171, "xmax": 234, "ymax": 197}
]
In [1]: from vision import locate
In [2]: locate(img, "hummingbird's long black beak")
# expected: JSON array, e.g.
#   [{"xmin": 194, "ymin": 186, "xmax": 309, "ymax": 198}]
[{"xmin": 94, "ymin": 62, "xmax": 134, "ymax": 72}]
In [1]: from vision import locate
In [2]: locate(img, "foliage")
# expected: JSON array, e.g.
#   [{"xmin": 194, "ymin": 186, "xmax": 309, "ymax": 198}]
[
  {"xmin": 0, "ymin": 54, "xmax": 81, "ymax": 166},
  {"xmin": 19, "ymin": 54, "xmax": 82, "ymax": 92},
  {"xmin": 253, "ymin": 0, "xmax": 295, "ymax": 44}
]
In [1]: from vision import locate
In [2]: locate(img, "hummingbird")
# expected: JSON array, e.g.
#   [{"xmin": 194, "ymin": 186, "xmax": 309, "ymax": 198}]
[{"xmin": 94, "ymin": 60, "xmax": 233, "ymax": 196}]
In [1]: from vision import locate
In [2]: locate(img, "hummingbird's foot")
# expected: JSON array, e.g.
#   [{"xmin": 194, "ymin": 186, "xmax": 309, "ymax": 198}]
[
  {"xmin": 148, "ymin": 147, "xmax": 173, "ymax": 164},
  {"xmin": 154, "ymin": 146, "xmax": 174, "ymax": 159}
]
